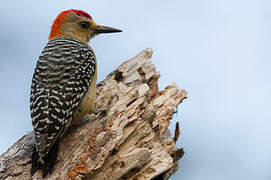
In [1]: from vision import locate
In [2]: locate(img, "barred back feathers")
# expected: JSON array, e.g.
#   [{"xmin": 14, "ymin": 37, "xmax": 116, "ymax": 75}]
[{"xmin": 30, "ymin": 36, "xmax": 96, "ymax": 177}]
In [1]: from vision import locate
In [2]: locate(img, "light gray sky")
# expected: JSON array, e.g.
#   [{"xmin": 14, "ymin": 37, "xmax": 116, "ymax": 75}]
[{"xmin": 0, "ymin": 0, "xmax": 271, "ymax": 179}]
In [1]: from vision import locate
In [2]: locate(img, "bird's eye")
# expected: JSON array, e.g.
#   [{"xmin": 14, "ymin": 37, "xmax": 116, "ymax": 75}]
[{"xmin": 80, "ymin": 21, "xmax": 90, "ymax": 29}]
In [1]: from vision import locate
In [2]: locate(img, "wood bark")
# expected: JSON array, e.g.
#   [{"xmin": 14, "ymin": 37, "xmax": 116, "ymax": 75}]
[{"xmin": 0, "ymin": 48, "xmax": 187, "ymax": 180}]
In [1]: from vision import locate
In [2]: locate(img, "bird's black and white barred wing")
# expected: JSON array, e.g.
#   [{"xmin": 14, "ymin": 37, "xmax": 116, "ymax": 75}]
[{"xmin": 30, "ymin": 37, "xmax": 95, "ymax": 155}]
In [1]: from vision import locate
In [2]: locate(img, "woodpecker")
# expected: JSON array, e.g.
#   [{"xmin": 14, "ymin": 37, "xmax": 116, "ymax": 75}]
[{"xmin": 30, "ymin": 9, "xmax": 121, "ymax": 177}]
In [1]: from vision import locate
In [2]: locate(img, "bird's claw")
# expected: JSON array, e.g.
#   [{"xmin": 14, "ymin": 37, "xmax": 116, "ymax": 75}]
[{"xmin": 90, "ymin": 109, "xmax": 107, "ymax": 116}]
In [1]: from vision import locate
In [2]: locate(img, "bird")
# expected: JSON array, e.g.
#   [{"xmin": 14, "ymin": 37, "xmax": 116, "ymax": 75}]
[{"xmin": 30, "ymin": 9, "xmax": 121, "ymax": 177}]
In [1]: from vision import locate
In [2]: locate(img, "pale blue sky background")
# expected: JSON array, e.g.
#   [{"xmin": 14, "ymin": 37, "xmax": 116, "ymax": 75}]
[{"xmin": 0, "ymin": 0, "xmax": 271, "ymax": 179}]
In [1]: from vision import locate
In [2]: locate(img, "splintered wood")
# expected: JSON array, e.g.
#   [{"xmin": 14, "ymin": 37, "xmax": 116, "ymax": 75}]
[{"xmin": 0, "ymin": 48, "xmax": 187, "ymax": 180}]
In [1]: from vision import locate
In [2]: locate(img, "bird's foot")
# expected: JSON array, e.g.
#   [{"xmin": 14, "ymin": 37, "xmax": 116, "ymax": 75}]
[
  {"xmin": 90, "ymin": 108, "xmax": 107, "ymax": 119},
  {"xmin": 107, "ymin": 94, "xmax": 119, "ymax": 108},
  {"xmin": 90, "ymin": 94, "xmax": 119, "ymax": 128}
]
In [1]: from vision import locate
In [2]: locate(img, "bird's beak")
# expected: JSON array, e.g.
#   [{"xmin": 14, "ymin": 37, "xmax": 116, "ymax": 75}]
[{"xmin": 94, "ymin": 25, "xmax": 122, "ymax": 34}]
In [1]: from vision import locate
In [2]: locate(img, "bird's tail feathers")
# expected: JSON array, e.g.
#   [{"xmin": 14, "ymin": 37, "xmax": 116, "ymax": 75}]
[{"xmin": 31, "ymin": 138, "xmax": 60, "ymax": 178}]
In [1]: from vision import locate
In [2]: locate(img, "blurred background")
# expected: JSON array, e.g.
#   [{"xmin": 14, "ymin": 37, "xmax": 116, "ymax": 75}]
[{"xmin": 0, "ymin": 0, "xmax": 270, "ymax": 179}]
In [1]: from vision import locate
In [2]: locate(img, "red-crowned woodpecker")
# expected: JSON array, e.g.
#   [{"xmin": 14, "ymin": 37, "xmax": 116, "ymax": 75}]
[{"xmin": 30, "ymin": 9, "xmax": 121, "ymax": 177}]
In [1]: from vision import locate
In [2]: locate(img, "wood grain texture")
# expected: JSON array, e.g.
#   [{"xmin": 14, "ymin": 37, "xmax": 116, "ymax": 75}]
[{"xmin": 0, "ymin": 48, "xmax": 187, "ymax": 180}]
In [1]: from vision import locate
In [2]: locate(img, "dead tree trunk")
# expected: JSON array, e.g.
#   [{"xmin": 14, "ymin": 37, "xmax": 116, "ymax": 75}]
[{"xmin": 0, "ymin": 48, "xmax": 187, "ymax": 180}]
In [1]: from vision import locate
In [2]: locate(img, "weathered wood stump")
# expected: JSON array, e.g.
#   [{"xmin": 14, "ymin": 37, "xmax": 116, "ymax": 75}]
[{"xmin": 0, "ymin": 48, "xmax": 187, "ymax": 180}]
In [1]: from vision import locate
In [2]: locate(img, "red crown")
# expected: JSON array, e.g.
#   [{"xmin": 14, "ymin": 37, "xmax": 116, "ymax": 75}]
[{"xmin": 70, "ymin": 9, "xmax": 92, "ymax": 19}]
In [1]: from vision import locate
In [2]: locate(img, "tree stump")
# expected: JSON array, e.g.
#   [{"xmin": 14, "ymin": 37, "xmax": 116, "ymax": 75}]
[{"xmin": 0, "ymin": 48, "xmax": 187, "ymax": 180}]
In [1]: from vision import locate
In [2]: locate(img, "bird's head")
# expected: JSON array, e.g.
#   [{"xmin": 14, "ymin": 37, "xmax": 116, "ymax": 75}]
[{"xmin": 49, "ymin": 9, "xmax": 122, "ymax": 44}]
